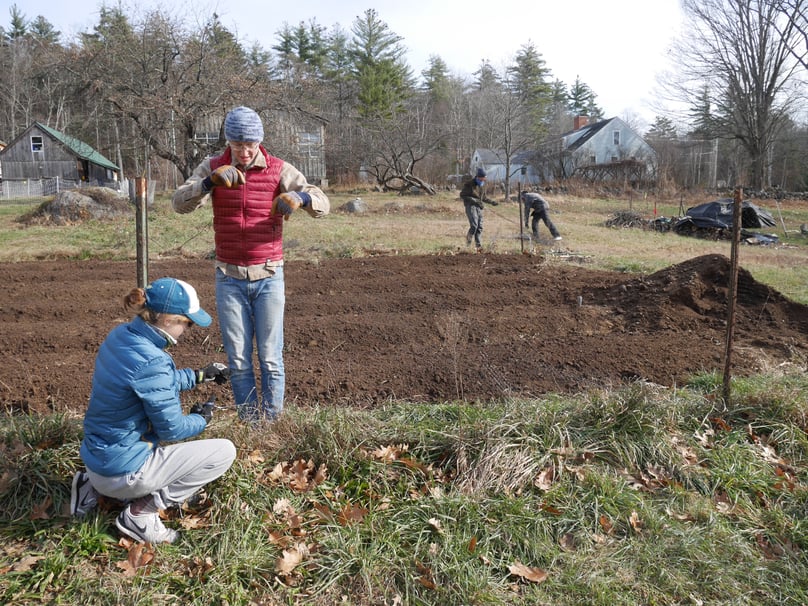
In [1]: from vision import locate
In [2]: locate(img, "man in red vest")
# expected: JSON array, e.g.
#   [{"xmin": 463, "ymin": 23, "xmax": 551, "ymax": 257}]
[{"xmin": 172, "ymin": 106, "xmax": 330, "ymax": 423}]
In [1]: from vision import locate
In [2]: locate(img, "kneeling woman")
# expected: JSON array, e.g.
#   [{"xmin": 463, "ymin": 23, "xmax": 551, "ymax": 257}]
[{"xmin": 75, "ymin": 277, "xmax": 235, "ymax": 544}]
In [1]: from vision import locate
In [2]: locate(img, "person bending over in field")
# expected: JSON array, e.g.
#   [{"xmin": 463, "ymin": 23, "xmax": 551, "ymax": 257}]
[{"xmin": 521, "ymin": 190, "xmax": 562, "ymax": 242}]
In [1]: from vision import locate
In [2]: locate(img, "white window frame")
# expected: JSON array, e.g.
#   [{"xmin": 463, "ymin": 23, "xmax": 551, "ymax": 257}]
[{"xmin": 31, "ymin": 135, "xmax": 44, "ymax": 160}]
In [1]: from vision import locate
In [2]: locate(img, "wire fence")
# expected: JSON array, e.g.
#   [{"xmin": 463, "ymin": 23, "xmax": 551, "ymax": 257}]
[{"xmin": 0, "ymin": 177, "xmax": 126, "ymax": 202}]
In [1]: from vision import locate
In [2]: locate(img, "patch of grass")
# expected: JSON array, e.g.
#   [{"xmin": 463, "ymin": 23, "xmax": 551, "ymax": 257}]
[{"xmin": 2, "ymin": 373, "xmax": 807, "ymax": 604}]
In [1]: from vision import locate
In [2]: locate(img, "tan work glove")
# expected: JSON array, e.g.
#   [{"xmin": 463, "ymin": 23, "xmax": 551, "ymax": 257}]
[
  {"xmin": 204, "ymin": 165, "xmax": 245, "ymax": 190},
  {"xmin": 272, "ymin": 191, "xmax": 311, "ymax": 220}
]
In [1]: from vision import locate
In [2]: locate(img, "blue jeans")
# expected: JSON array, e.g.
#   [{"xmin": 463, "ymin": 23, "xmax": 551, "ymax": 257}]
[
  {"xmin": 464, "ymin": 200, "xmax": 483, "ymax": 247},
  {"xmin": 215, "ymin": 267, "xmax": 285, "ymax": 421}
]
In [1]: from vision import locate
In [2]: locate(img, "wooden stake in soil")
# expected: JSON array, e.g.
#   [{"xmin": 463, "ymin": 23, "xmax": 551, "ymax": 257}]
[
  {"xmin": 773, "ymin": 198, "xmax": 788, "ymax": 236},
  {"xmin": 135, "ymin": 177, "xmax": 149, "ymax": 288},
  {"xmin": 518, "ymin": 176, "xmax": 525, "ymax": 254},
  {"xmin": 722, "ymin": 187, "xmax": 742, "ymax": 404}
]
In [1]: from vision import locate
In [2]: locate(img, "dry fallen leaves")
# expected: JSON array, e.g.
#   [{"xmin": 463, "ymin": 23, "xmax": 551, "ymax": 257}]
[
  {"xmin": 115, "ymin": 540, "xmax": 155, "ymax": 577},
  {"xmin": 177, "ymin": 509, "xmax": 211, "ymax": 530},
  {"xmin": 337, "ymin": 503, "xmax": 368, "ymax": 525},
  {"xmin": 29, "ymin": 496, "xmax": 52, "ymax": 521},
  {"xmin": 671, "ymin": 436, "xmax": 700, "ymax": 466},
  {"xmin": 773, "ymin": 466, "xmax": 797, "ymax": 492},
  {"xmin": 183, "ymin": 555, "xmax": 215, "ymax": 579},
  {"xmin": 371, "ymin": 444, "xmax": 409, "ymax": 462},
  {"xmin": 275, "ymin": 542, "xmax": 311, "ymax": 585},
  {"xmin": 275, "ymin": 544, "xmax": 305, "ymax": 575},
  {"xmin": 714, "ymin": 491, "xmax": 738, "ymax": 515},
  {"xmin": 755, "ymin": 533, "xmax": 786, "ymax": 560},
  {"xmin": 265, "ymin": 459, "xmax": 327, "ymax": 493},
  {"xmin": 666, "ymin": 506, "xmax": 696, "ymax": 522},
  {"xmin": 694, "ymin": 427, "xmax": 715, "ymax": 448},
  {"xmin": 558, "ymin": 533, "xmax": 576, "ymax": 551},
  {"xmin": 710, "ymin": 416, "xmax": 732, "ymax": 432},
  {"xmin": 7, "ymin": 554, "xmax": 45, "ymax": 573},
  {"xmin": 629, "ymin": 510, "xmax": 644, "ymax": 533},
  {"xmin": 508, "ymin": 561, "xmax": 548, "ymax": 584},
  {"xmin": 533, "ymin": 466, "xmax": 555, "ymax": 491},
  {"xmin": 414, "ymin": 560, "xmax": 436, "ymax": 590},
  {"xmin": 246, "ymin": 449, "xmax": 265, "ymax": 466}
]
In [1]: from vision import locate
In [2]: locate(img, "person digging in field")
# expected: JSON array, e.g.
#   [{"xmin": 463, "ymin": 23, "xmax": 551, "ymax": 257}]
[
  {"xmin": 521, "ymin": 190, "xmax": 562, "ymax": 242},
  {"xmin": 71, "ymin": 277, "xmax": 236, "ymax": 544},
  {"xmin": 172, "ymin": 106, "xmax": 330, "ymax": 423},
  {"xmin": 460, "ymin": 167, "xmax": 498, "ymax": 251}
]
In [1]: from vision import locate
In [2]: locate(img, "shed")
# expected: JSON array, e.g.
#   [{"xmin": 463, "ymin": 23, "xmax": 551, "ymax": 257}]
[
  {"xmin": 265, "ymin": 109, "xmax": 328, "ymax": 187},
  {"xmin": 0, "ymin": 122, "xmax": 119, "ymax": 186}
]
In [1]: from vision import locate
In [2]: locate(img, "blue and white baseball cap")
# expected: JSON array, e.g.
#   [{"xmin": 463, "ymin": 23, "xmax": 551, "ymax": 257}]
[{"xmin": 144, "ymin": 277, "xmax": 212, "ymax": 327}]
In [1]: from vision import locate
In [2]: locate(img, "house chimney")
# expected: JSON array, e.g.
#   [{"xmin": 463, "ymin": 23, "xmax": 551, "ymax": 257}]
[{"xmin": 573, "ymin": 115, "xmax": 589, "ymax": 130}]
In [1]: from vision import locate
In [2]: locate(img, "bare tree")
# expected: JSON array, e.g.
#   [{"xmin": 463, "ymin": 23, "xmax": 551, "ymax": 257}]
[
  {"xmin": 469, "ymin": 61, "xmax": 537, "ymax": 200},
  {"xmin": 0, "ymin": 6, "xmax": 69, "ymax": 136},
  {"xmin": 671, "ymin": 0, "xmax": 806, "ymax": 189},
  {"xmin": 73, "ymin": 8, "xmax": 273, "ymax": 180},
  {"xmin": 774, "ymin": 0, "xmax": 808, "ymax": 67},
  {"xmin": 359, "ymin": 96, "xmax": 447, "ymax": 193}
]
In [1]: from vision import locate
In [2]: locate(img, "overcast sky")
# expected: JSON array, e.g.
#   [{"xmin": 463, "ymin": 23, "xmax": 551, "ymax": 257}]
[{"xmin": 5, "ymin": 0, "xmax": 684, "ymax": 125}]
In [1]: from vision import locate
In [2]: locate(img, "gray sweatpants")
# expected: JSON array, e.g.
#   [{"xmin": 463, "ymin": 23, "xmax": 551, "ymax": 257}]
[{"xmin": 87, "ymin": 438, "xmax": 236, "ymax": 510}]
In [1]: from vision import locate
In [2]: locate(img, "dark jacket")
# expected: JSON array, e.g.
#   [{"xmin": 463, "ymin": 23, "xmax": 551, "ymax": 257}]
[
  {"xmin": 522, "ymin": 192, "xmax": 549, "ymax": 214},
  {"xmin": 460, "ymin": 176, "xmax": 497, "ymax": 208}
]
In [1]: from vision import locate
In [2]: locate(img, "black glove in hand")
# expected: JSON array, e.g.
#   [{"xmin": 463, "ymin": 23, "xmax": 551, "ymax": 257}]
[
  {"xmin": 190, "ymin": 400, "xmax": 214, "ymax": 423},
  {"xmin": 205, "ymin": 165, "xmax": 245, "ymax": 189},
  {"xmin": 196, "ymin": 362, "xmax": 230, "ymax": 385}
]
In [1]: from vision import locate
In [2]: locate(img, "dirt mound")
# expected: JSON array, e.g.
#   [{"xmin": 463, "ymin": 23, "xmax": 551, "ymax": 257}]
[
  {"xmin": 18, "ymin": 188, "xmax": 131, "ymax": 225},
  {"xmin": 1, "ymin": 253, "xmax": 806, "ymax": 415},
  {"xmin": 594, "ymin": 253, "xmax": 797, "ymax": 332}
]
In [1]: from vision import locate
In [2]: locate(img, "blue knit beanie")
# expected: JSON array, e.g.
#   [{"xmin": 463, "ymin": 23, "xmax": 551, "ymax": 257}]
[
  {"xmin": 476, "ymin": 167, "xmax": 487, "ymax": 178},
  {"xmin": 224, "ymin": 106, "xmax": 264, "ymax": 142}
]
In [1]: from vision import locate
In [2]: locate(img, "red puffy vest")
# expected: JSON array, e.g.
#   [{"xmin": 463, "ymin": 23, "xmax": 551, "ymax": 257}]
[{"xmin": 209, "ymin": 148, "xmax": 284, "ymax": 265}]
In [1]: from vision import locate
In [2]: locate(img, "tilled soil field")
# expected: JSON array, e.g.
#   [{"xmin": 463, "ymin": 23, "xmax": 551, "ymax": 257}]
[{"xmin": 1, "ymin": 252, "xmax": 807, "ymax": 415}]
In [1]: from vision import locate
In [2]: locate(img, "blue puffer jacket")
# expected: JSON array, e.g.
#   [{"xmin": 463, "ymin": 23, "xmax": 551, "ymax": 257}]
[{"xmin": 80, "ymin": 316, "xmax": 206, "ymax": 477}]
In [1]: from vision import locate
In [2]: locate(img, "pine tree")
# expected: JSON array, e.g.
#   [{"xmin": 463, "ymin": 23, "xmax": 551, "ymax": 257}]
[{"xmin": 348, "ymin": 9, "xmax": 412, "ymax": 118}]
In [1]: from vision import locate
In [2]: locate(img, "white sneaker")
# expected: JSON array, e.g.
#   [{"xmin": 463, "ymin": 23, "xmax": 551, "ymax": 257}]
[
  {"xmin": 116, "ymin": 505, "xmax": 179, "ymax": 544},
  {"xmin": 70, "ymin": 471, "xmax": 99, "ymax": 517},
  {"xmin": 554, "ymin": 236, "xmax": 563, "ymax": 241}
]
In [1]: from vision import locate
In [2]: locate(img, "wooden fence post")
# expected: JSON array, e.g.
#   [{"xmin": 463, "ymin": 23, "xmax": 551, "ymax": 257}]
[
  {"xmin": 135, "ymin": 177, "xmax": 149, "ymax": 289},
  {"xmin": 722, "ymin": 186, "xmax": 742, "ymax": 404}
]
